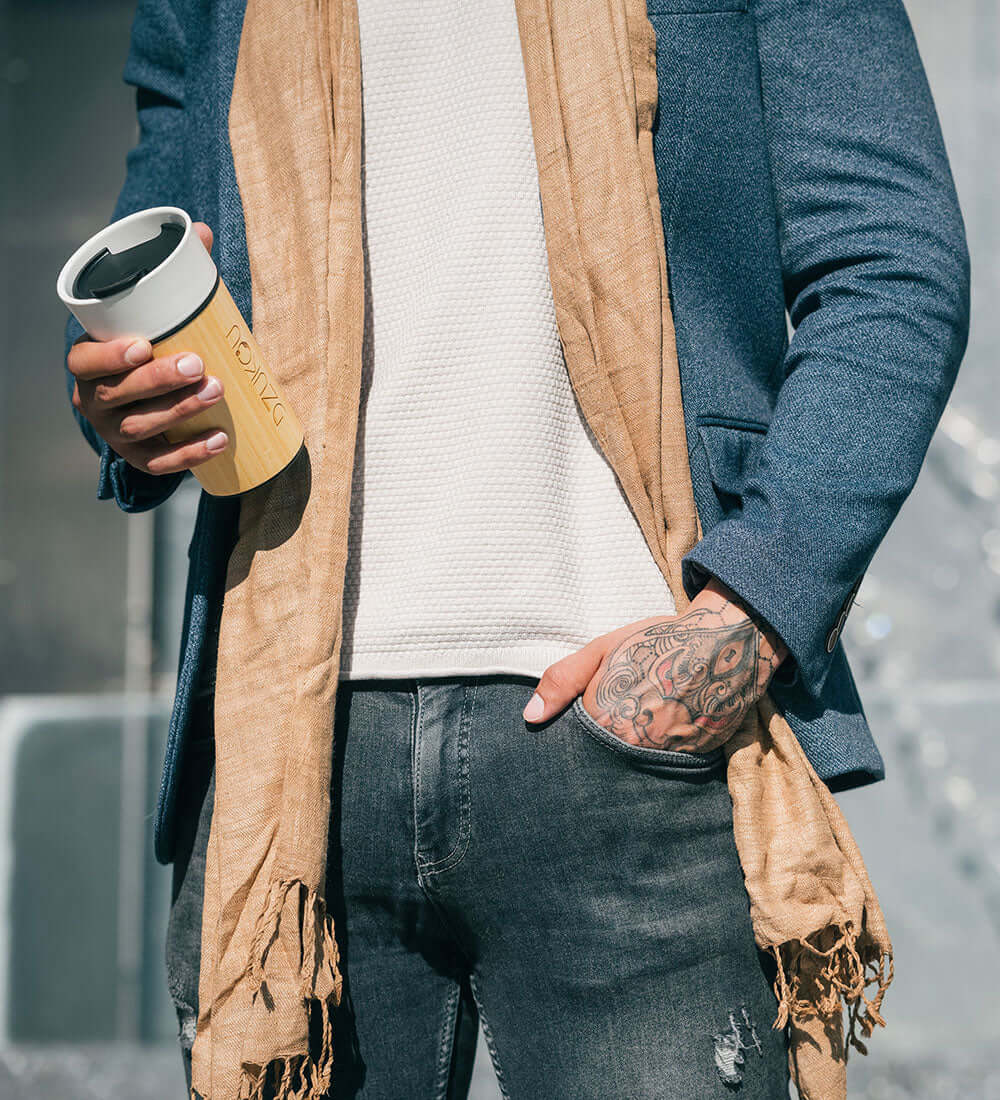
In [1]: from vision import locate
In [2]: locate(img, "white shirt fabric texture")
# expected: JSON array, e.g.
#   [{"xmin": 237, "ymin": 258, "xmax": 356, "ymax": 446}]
[{"xmin": 339, "ymin": 0, "xmax": 677, "ymax": 680}]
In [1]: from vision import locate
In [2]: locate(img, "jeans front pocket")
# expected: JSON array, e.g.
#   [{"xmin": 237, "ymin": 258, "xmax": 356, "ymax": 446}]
[{"xmin": 570, "ymin": 695, "xmax": 724, "ymax": 779}]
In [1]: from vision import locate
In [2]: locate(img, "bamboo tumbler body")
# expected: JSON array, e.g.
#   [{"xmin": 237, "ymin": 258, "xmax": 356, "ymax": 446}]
[{"xmin": 56, "ymin": 206, "xmax": 303, "ymax": 496}]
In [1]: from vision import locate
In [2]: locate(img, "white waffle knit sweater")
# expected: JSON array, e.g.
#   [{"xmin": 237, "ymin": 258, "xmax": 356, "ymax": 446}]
[{"xmin": 339, "ymin": 0, "xmax": 677, "ymax": 679}]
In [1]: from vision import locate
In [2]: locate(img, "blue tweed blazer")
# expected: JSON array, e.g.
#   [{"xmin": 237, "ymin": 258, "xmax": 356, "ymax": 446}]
[{"xmin": 63, "ymin": 0, "xmax": 971, "ymax": 864}]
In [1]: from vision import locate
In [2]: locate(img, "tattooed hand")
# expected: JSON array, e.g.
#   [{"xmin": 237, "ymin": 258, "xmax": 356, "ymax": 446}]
[{"xmin": 522, "ymin": 578, "xmax": 788, "ymax": 754}]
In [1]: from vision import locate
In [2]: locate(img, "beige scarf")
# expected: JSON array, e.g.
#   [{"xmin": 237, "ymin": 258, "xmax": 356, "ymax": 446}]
[{"xmin": 191, "ymin": 1, "xmax": 893, "ymax": 1097}]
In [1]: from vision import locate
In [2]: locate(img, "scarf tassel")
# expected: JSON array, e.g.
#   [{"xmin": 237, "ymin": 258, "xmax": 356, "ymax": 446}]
[
  {"xmin": 770, "ymin": 920, "xmax": 894, "ymax": 1057},
  {"xmin": 231, "ymin": 879, "xmax": 344, "ymax": 1100}
]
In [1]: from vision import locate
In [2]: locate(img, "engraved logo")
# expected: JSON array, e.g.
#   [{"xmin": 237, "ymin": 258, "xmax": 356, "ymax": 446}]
[{"xmin": 226, "ymin": 323, "xmax": 286, "ymax": 426}]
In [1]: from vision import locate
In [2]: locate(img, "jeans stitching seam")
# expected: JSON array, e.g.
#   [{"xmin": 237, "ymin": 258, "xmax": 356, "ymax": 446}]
[
  {"xmin": 432, "ymin": 984, "xmax": 462, "ymax": 1100},
  {"xmin": 469, "ymin": 973, "xmax": 511, "ymax": 1100},
  {"xmin": 570, "ymin": 695, "xmax": 723, "ymax": 772}
]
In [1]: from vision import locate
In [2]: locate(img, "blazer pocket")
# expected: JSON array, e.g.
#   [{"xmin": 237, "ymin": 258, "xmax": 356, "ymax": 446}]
[{"xmin": 695, "ymin": 417, "xmax": 769, "ymax": 512}]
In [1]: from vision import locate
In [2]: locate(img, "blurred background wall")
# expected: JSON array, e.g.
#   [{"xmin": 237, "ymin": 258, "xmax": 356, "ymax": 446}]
[{"xmin": 1, "ymin": 0, "xmax": 998, "ymax": 1096}]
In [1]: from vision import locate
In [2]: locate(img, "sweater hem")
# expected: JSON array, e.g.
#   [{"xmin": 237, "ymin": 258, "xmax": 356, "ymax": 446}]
[{"xmin": 338, "ymin": 641, "xmax": 589, "ymax": 681}]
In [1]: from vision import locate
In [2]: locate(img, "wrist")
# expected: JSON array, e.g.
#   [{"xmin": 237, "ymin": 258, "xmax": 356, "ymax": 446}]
[{"xmin": 690, "ymin": 576, "xmax": 789, "ymax": 671}]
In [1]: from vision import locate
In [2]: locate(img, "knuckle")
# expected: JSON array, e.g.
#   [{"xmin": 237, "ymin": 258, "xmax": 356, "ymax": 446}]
[
  {"xmin": 170, "ymin": 396, "xmax": 196, "ymax": 421},
  {"xmin": 182, "ymin": 443, "xmax": 208, "ymax": 468},
  {"xmin": 541, "ymin": 666, "xmax": 570, "ymax": 695},
  {"xmin": 185, "ymin": 388, "xmax": 215, "ymax": 414},
  {"xmin": 144, "ymin": 453, "xmax": 172, "ymax": 475},
  {"xmin": 66, "ymin": 344, "xmax": 89, "ymax": 376},
  {"xmin": 167, "ymin": 396, "xmax": 203, "ymax": 426},
  {"xmin": 135, "ymin": 360, "xmax": 160, "ymax": 391},
  {"xmin": 156, "ymin": 360, "xmax": 181, "ymax": 388},
  {"xmin": 117, "ymin": 416, "xmax": 141, "ymax": 442}
]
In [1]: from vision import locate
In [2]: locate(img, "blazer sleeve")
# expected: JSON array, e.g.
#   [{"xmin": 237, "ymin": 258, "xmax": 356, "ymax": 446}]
[
  {"xmin": 63, "ymin": 0, "xmax": 192, "ymax": 513},
  {"xmin": 680, "ymin": 0, "xmax": 971, "ymax": 697}
]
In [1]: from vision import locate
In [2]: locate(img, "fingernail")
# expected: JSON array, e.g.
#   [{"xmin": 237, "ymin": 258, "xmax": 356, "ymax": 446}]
[
  {"xmin": 205, "ymin": 431, "xmax": 228, "ymax": 453},
  {"xmin": 523, "ymin": 693, "xmax": 545, "ymax": 722},
  {"xmin": 177, "ymin": 354, "xmax": 204, "ymax": 378},
  {"xmin": 198, "ymin": 376, "xmax": 222, "ymax": 402},
  {"xmin": 125, "ymin": 339, "xmax": 151, "ymax": 365}
]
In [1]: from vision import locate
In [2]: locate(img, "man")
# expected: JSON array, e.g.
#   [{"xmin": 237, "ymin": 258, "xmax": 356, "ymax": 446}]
[{"xmin": 64, "ymin": 0, "xmax": 969, "ymax": 1095}]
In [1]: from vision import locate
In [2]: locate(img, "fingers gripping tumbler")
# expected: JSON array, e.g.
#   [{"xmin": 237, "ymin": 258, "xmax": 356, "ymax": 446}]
[{"xmin": 56, "ymin": 206, "xmax": 304, "ymax": 496}]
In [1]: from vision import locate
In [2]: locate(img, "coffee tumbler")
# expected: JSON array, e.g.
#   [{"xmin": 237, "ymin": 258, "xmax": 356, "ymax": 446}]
[{"xmin": 56, "ymin": 206, "xmax": 304, "ymax": 496}]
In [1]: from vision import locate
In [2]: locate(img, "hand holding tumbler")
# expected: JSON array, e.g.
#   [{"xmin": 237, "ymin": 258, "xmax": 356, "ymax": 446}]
[{"xmin": 57, "ymin": 206, "xmax": 304, "ymax": 496}]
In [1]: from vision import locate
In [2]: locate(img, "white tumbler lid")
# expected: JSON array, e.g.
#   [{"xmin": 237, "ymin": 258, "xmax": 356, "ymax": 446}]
[{"xmin": 56, "ymin": 206, "xmax": 217, "ymax": 343}]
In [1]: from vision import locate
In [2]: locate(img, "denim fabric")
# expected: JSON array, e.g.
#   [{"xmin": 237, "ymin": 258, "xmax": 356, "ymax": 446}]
[
  {"xmin": 61, "ymin": 0, "xmax": 971, "ymax": 864},
  {"xmin": 167, "ymin": 675, "xmax": 790, "ymax": 1098}
]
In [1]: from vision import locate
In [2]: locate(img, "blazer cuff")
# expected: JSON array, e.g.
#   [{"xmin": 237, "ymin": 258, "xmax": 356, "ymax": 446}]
[{"xmin": 97, "ymin": 439, "xmax": 186, "ymax": 513}]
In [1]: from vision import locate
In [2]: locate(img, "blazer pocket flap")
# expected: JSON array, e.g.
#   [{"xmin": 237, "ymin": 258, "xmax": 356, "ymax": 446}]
[{"xmin": 696, "ymin": 420, "xmax": 768, "ymax": 499}]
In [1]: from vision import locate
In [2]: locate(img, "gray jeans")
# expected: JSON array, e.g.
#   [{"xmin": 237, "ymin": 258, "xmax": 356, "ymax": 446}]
[{"xmin": 166, "ymin": 674, "xmax": 790, "ymax": 1098}]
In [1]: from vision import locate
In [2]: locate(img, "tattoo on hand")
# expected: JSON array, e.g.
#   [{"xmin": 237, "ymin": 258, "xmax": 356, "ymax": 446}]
[{"xmin": 590, "ymin": 602, "xmax": 781, "ymax": 753}]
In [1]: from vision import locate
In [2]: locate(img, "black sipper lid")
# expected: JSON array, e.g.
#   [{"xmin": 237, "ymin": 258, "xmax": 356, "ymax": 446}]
[{"xmin": 72, "ymin": 221, "xmax": 185, "ymax": 300}]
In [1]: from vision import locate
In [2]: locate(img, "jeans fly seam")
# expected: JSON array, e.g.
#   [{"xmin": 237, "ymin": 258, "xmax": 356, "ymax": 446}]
[
  {"xmin": 409, "ymin": 686, "xmax": 422, "ymax": 883},
  {"xmin": 416, "ymin": 679, "xmax": 475, "ymax": 876}
]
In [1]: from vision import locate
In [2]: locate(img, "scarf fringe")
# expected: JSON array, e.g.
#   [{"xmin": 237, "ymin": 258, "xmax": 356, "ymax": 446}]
[
  {"xmin": 234, "ymin": 879, "xmax": 343, "ymax": 1100},
  {"xmin": 233, "ymin": 1006, "xmax": 335, "ymax": 1100},
  {"xmin": 770, "ymin": 920, "xmax": 894, "ymax": 1058}
]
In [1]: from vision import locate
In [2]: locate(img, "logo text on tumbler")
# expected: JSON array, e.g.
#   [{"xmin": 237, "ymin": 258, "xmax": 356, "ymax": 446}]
[{"xmin": 226, "ymin": 324, "xmax": 286, "ymax": 426}]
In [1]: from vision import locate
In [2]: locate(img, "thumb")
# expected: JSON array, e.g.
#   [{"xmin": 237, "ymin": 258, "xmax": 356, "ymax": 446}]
[
  {"xmin": 192, "ymin": 221, "xmax": 214, "ymax": 254},
  {"xmin": 523, "ymin": 640, "xmax": 605, "ymax": 723}
]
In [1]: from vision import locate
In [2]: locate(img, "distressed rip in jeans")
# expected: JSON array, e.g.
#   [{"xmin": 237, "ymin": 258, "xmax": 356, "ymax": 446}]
[{"xmin": 166, "ymin": 674, "xmax": 790, "ymax": 1098}]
